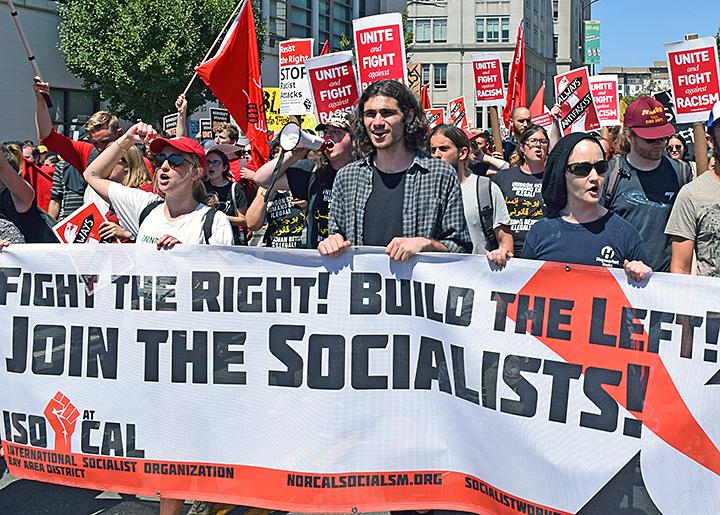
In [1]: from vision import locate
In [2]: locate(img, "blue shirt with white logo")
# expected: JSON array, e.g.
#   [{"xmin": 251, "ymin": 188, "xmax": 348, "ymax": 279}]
[{"xmin": 522, "ymin": 211, "xmax": 648, "ymax": 268}]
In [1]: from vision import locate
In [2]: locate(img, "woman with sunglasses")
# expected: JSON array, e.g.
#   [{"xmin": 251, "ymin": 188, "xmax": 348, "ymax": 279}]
[
  {"xmin": 523, "ymin": 133, "xmax": 652, "ymax": 282},
  {"xmin": 204, "ymin": 145, "xmax": 249, "ymax": 245},
  {"xmin": 83, "ymin": 122, "xmax": 233, "ymax": 249},
  {"xmin": 666, "ymin": 133, "xmax": 697, "ymax": 175}
]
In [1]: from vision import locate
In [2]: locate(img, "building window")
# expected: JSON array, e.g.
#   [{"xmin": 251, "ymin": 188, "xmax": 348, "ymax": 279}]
[
  {"xmin": 502, "ymin": 62, "xmax": 510, "ymax": 83},
  {"xmin": 48, "ymin": 88, "xmax": 99, "ymax": 137},
  {"xmin": 553, "ymin": 0, "xmax": 559, "ymax": 21},
  {"xmin": 476, "ymin": 17, "xmax": 510, "ymax": 43},
  {"xmin": 433, "ymin": 64, "xmax": 447, "ymax": 89},
  {"xmin": 422, "ymin": 64, "xmax": 431, "ymax": 85},
  {"xmin": 269, "ymin": 0, "xmax": 287, "ymax": 43},
  {"xmin": 553, "ymin": 35, "xmax": 558, "ymax": 58},
  {"xmin": 409, "ymin": 18, "xmax": 447, "ymax": 43}
]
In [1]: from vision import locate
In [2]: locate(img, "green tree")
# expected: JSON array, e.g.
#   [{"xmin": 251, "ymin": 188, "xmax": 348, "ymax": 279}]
[{"xmin": 57, "ymin": 0, "xmax": 267, "ymax": 125}]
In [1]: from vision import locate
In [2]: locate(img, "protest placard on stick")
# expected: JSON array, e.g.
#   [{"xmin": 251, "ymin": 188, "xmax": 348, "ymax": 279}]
[
  {"xmin": 554, "ymin": 67, "xmax": 600, "ymax": 135},
  {"xmin": 305, "ymin": 51, "xmax": 359, "ymax": 125},
  {"xmin": 448, "ymin": 97, "xmax": 469, "ymax": 129},
  {"xmin": 589, "ymin": 75, "xmax": 620, "ymax": 127},
  {"xmin": 471, "ymin": 54, "xmax": 505, "ymax": 107},
  {"xmin": 353, "ymin": 13, "xmax": 407, "ymax": 91},
  {"xmin": 279, "ymin": 38, "xmax": 314, "ymax": 115},
  {"xmin": 210, "ymin": 108, "xmax": 230, "ymax": 135},
  {"xmin": 162, "ymin": 113, "xmax": 179, "ymax": 137}
]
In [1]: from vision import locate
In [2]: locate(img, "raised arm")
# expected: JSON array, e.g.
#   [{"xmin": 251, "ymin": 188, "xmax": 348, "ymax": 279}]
[
  {"xmin": 0, "ymin": 152, "xmax": 36, "ymax": 213},
  {"xmin": 33, "ymin": 77, "xmax": 53, "ymax": 140},
  {"xmin": 83, "ymin": 123, "xmax": 157, "ymax": 201},
  {"xmin": 174, "ymin": 94, "xmax": 188, "ymax": 138}
]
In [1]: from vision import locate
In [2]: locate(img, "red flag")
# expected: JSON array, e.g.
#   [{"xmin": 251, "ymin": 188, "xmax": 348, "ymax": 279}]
[
  {"xmin": 196, "ymin": 0, "xmax": 269, "ymax": 166},
  {"xmin": 421, "ymin": 84, "xmax": 431, "ymax": 110},
  {"xmin": 320, "ymin": 39, "xmax": 330, "ymax": 55},
  {"xmin": 528, "ymin": 82, "xmax": 545, "ymax": 117},
  {"xmin": 502, "ymin": 21, "xmax": 526, "ymax": 129}
]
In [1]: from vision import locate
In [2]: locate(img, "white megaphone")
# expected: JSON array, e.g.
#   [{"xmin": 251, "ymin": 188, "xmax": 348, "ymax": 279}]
[{"xmin": 279, "ymin": 122, "xmax": 333, "ymax": 152}]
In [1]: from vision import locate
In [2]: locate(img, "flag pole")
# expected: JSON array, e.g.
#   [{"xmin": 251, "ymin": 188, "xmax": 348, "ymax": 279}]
[
  {"xmin": 182, "ymin": 0, "xmax": 247, "ymax": 97},
  {"xmin": 5, "ymin": 0, "xmax": 52, "ymax": 106}
]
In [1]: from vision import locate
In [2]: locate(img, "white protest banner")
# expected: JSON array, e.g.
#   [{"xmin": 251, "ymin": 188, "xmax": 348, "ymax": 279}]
[
  {"xmin": 162, "ymin": 113, "xmax": 178, "ymax": 137},
  {"xmin": 2, "ymin": 246, "xmax": 719, "ymax": 514},
  {"xmin": 589, "ymin": 75, "xmax": 620, "ymax": 126},
  {"xmin": 353, "ymin": 13, "xmax": 407, "ymax": 91},
  {"xmin": 425, "ymin": 108, "xmax": 445, "ymax": 129},
  {"xmin": 52, "ymin": 203, "xmax": 108, "ymax": 244},
  {"xmin": 471, "ymin": 54, "xmax": 505, "ymax": 106},
  {"xmin": 279, "ymin": 38, "xmax": 314, "ymax": 115},
  {"xmin": 665, "ymin": 36, "xmax": 720, "ymax": 124},
  {"xmin": 305, "ymin": 51, "xmax": 359, "ymax": 125},
  {"xmin": 554, "ymin": 67, "xmax": 601, "ymax": 135},
  {"xmin": 448, "ymin": 97, "xmax": 469, "ymax": 129}
]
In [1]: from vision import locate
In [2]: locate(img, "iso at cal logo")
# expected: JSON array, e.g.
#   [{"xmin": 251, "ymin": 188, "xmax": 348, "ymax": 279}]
[{"xmin": 2, "ymin": 391, "xmax": 144, "ymax": 477}]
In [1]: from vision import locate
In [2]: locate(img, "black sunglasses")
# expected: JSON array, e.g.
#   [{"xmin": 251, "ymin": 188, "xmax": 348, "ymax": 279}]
[
  {"xmin": 566, "ymin": 160, "xmax": 609, "ymax": 177},
  {"xmin": 153, "ymin": 153, "xmax": 188, "ymax": 167}
]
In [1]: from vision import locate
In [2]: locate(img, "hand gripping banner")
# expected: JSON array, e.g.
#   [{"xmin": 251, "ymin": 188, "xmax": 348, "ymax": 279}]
[{"xmin": 0, "ymin": 245, "xmax": 719, "ymax": 514}]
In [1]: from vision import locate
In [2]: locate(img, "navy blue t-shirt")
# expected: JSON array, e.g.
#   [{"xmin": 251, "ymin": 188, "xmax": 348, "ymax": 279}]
[{"xmin": 522, "ymin": 211, "xmax": 648, "ymax": 268}]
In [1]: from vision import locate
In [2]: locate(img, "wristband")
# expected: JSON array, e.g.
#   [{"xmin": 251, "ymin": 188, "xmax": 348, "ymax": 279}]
[{"xmin": 114, "ymin": 140, "xmax": 131, "ymax": 152}]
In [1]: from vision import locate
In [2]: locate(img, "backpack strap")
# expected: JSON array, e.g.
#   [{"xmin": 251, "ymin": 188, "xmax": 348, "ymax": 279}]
[
  {"xmin": 202, "ymin": 207, "xmax": 218, "ymax": 244},
  {"xmin": 476, "ymin": 176, "xmax": 498, "ymax": 251},
  {"xmin": 139, "ymin": 199, "xmax": 164, "ymax": 227},
  {"xmin": 601, "ymin": 155, "xmax": 631, "ymax": 208},
  {"xmin": 666, "ymin": 156, "xmax": 692, "ymax": 192},
  {"xmin": 230, "ymin": 182, "xmax": 238, "ymax": 214}
]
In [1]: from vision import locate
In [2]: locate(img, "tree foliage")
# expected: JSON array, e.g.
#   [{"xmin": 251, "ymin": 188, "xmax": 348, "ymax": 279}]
[{"xmin": 58, "ymin": 0, "xmax": 267, "ymax": 125}]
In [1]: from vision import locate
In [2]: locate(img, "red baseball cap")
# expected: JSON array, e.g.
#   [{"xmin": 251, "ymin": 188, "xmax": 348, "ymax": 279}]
[
  {"xmin": 623, "ymin": 96, "xmax": 674, "ymax": 139},
  {"xmin": 149, "ymin": 137, "xmax": 207, "ymax": 171}
]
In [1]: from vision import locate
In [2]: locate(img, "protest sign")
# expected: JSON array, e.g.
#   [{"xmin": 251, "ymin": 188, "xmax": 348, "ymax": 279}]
[
  {"xmin": 554, "ymin": 67, "xmax": 601, "ymax": 135},
  {"xmin": 199, "ymin": 118, "xmax": 212, "ymax": 139},
  {"xmin": 162, "ymin": 114, "xmax": 178, "ymax": 137},
  {"xmin": 1, "ymin": 246, "xmax": 719, "ymax": 514},
  {"xmin": 210, "ymin": 108, "xmax": 230, "ymax": 136},
  {"xmin": 262, "ymin": 88, "xmax": 317, "ymax": 132},
  {"xmin": 305, "ymin": 51, "xmax": 359, "ymax": 125},
  {"xmin": 589, "ymin": 75, "xmax": 620, "ymax": 126},
  {"xmin": 448, "ymin": 97, "xmax": 469, "ymax": 129},
  {"xmin": 471, "ymin": 54, "xmax": 505, "ymax": 106},
  {"xmin": 529, "ymin": 83, "xmax": 553, "ymax": 128},
  {"xmin": 52, "ymin": 203, "xmax": 107, "ymax": 244},
  {"xmin": 353, "ymin": 13, "xmax": 407, "ymax": 91},
  {"xmin": 665, "ymin": 36, "xmax": 720, "ymax": 124},
  {"xmin": 425, "ymin": 108, "xmax": 445, "ymax": 129},
  {"xmin": 279, "ymin": 38, "xmax": 314, "ymax": 115}
]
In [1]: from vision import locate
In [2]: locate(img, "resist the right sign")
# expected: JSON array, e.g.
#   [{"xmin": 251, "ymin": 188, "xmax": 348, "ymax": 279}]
[{"xmin": 665, "ymin": 36, "xmax": 720, "ymax": 124}]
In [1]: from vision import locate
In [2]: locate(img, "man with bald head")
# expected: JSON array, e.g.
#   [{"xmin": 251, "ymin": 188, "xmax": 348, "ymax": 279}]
[{"xmin": 503, "ymin": 106, "xmax": 532, "ymax": 161}]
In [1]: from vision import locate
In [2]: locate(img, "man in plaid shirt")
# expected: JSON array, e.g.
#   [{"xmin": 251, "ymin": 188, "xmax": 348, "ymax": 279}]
[{"xmin": 319, "ymin": 80, "xmax": 471, "ymax": 260}]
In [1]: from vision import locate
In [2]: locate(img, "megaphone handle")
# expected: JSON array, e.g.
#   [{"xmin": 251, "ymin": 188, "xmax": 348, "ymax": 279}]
[{"xmin": 264, "ymin": 150, "xmax": 286, "ymax": 204}]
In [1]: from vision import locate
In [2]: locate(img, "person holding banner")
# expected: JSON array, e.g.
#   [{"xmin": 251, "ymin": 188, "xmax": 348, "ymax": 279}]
[
  {"xmin": 253, "ymin": 111, "xmax": 355, "ymax": 249},
  {"xmin": 320, "ymin": 80, "xmax": 471, "ymax": 258},
  {"xmin": 666, "ymin": 102, "xmax": 720, "ymax": 277},
  {"xmin": 428, "ymin": 124, "xmax": 513, "ymax": 264},
  {"xmin": 491, "ymin": 124, "xmax": 549, "ymax": 257},
  {"xmin": 83, "ymin": 122, "xmax": 233, "ymax": 249},
  {"xmin": 524, "ymin": 132, "xmax": 652, "ymax": 282},
  {"xmin": 601, "ymin": 96, "xmax": 693, "ymax": 272}
]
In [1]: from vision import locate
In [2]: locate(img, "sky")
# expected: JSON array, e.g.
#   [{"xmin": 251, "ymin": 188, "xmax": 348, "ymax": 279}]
[{"xmin": 591, "ymin": 0, "xmax": 719, "ymax": 69}]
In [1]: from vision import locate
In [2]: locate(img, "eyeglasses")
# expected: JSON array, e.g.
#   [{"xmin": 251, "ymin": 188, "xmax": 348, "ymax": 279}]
[
  {"xmin": 153, "ymin": 153, "xmax": 190, "ymax": 167},
  {"xmin": 524, "ymin": 138, "xmax": 549, "ymax": 147},
  {"xmin": 207, "ymin": 158, "xmax": 223, "ymax": 167},
  {"xmin": 566, "ymin": 160, "xmax": 609, "ymax": 177},
  {"xmin": 666, "ymin": 144, "xmax": 683, "ymax": 152}
]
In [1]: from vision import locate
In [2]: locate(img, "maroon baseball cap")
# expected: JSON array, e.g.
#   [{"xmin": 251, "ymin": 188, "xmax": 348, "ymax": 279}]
[
  {"xmin": 623, "ymin": 96, "xmax": 674, "ymax": 139},
  {"xmin": 149, "ymin": 137, "xmax": 207, "ymax": 170}
]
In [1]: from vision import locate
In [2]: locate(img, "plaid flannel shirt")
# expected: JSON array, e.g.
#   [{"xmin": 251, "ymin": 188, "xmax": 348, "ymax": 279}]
[{"xmin": 328, "ymin": 152, "xmax": 472, "ymax": 253}]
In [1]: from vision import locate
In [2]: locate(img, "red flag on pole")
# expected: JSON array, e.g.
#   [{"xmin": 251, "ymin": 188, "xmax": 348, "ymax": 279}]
[
  {"xmin": 421, "ymin": 84, "xmax": 431, "ymax": 110},
  {"xmin": 320, "ymin": 39, "xmax": 330, "ymax": 55},
  {"xmin": 502, "ymin": 21, "xmax": 526, "ymax": 129},
  {"xmin": 196, "ymin": 0, "xmax": 269, "ymax": 166}
]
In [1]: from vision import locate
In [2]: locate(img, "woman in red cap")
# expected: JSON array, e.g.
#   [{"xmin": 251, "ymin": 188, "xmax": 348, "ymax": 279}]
[{"xmin": 84, "ymin": 122, "xmax": 233, "ymax": 248}]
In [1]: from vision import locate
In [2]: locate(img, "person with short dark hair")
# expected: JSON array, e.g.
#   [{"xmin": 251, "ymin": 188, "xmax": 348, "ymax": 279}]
[
  {"xmin": 524, "ymin": 132, "xmax": 651, "ymax": 282},
  {"xmin": 319, "ymin": 80, "xmax": 471, "ymax": 259}
]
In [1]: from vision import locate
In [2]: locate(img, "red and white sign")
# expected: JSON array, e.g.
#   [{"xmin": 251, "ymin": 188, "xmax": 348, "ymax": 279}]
[
  {"xmin": 554, "ymin": 67, "xmax": 601, "ymax": 135},
  {"xmin": 52, "ymin": 202, "xmax": 109, "ymax": 244},
  {"xmin": 279, "ymin": 38, "xmax": 314, "ymax": 115},
  {"xmin": 665, "ymin": 36, "xmax": 720, "ymax": 124},
  {"xmin": 589, "ymin": 75, "xmax": 620, "ymax": 127},
  {"xmin": 305, "ymin": 51, "xmax": 359, "ymax": 125},
  {"xmin": 425, "ymin": 108, "xmax": 445, "ymax": 129},
  {"xmin": 471, "ymin": 54, "xmax": 505, "ymax": 106},
  {"xmin": 353, "ymin": 13, "xmax": 407, "ymax": 91},
  {"xmin": 447, "ymin": 97, "xmax": 469, "ymax": 129}
]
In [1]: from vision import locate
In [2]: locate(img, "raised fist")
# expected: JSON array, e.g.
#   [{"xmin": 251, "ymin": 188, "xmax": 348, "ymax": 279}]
[{"xmin": 43, "ymin": 392, "xmax": 80, "ymax": 454}]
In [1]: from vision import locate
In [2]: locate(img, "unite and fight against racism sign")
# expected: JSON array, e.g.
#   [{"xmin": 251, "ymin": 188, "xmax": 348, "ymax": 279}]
[
  {"xmin": 305, "ymin": 52, "xmax": 359, "ymax": 125},
  {"xmin": 471, "ymin": 54, "xmax": 505, "ymax": 107},
  {"xmin": 1, "ymin": 246, "xmax": 719, "ymax": 514},
  {"xmin": 353, "ymin": 13, "xmax": 408, "ymax": 91},
  {"xmin": 589, "ymin": 75, "xmax": 620, "ymax": 127}
]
